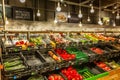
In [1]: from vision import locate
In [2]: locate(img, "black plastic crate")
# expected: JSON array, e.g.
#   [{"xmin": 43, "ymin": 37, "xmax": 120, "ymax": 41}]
[{"xmin": 21, "ymin": 50, "xmax": 46, "ymax": 71}]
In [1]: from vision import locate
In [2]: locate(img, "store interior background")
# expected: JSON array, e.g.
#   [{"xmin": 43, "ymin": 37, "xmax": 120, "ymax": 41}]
[{"xmin": 0, "ymin": 0, "xmax": 120, "ymax": 32}]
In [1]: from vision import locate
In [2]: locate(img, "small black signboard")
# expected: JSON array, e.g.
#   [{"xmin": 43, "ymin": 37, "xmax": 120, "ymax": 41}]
[{"xmin": 13, "ymin": 7, "xmax": 33, "ymax": 20}]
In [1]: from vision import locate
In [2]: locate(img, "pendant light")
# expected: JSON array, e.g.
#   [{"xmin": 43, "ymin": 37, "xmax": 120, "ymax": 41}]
[
  {"xmin": 67, "ymin": 2, "xmax": 71, "ymax": 18},
  {"xmin": 116, "ymin": 12, "xmax": 120, "ymax": 19},
  {"xmin": 37, "ymin": 0, "xmax": 41, "ymax": 17},
  {"xmin": 90, "ymin": 6, "xmax": 95, "ymax": 13},
  {"xmin": 113, "ymin": 13, "xmax": 116, "ymax": 27},
  {"xmin": 79, "ymin": 21, "xmax": 82, "ymax": 27},
  {"xmin": 113, "ymin": 21, "xmax": 116, "ymax": 27},
  {"xmin": 87, "ymin": 8, "xmax": 91, "ymax": 22},
  {"xmin": 87, "ymin": 16, "xmax": 91, "ymax": 22},
  {"xmin": 54, "ymin": 18, "xmax": 58, "ymax": 24},
  {"xmin": 56, "ymin": 2, "xmax": 61, "ymax": 12},
  {"xmin": 68, "ymin": 12, "xmax": 71, "ymax": 18},
  {"xmin": 78, "ymin": 0, "xmax": 83, "ymax": 18},
  {"xmin": 19, "ymin": 0, "xmax": 26, "ymax": 3},
  {"xmin": 98, "ymin": 0, "xmax": 103, "ymax": 25},
  {"xmin": 60, "ymin": 0, "xmax": 64, "ymax": 2}
]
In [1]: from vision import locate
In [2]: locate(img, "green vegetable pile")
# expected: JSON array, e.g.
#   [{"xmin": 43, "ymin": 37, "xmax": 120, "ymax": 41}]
[
  {"xmin": 3, "ymin": 56, "xmax": 26, "ymax": 71},
  {"xmin": 28, "ymin": 75, "xmax": 45, "ymax": 80}
]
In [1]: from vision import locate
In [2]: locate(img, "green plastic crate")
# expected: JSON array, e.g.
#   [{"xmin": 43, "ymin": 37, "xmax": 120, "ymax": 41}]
[
  {"xmin": 66, "ymin": 47, "xmax": 89, "ymax": 62},
  {"xmin": 84, "ymin": 72, "xmax": 109, "ymax": 80}
]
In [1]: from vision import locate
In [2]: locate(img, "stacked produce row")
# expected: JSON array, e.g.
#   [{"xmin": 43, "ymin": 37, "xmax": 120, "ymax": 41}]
[{"xmin": 1, "ymin": 33, "xmax": 120, "ymax": 80}]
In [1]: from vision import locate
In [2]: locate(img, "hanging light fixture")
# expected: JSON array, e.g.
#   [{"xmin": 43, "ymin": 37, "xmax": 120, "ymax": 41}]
[
  {"xmin": 78, "ymin": 10, "xmax": 83, "ymax": 18},
  {"xmin": 37, "ymin": 0, "xmax": 41, "ymax": 17},
  {"xmin": 116, "ymin": 12, "xmax": 120, "ymax": 19},
  {"xmin": 90, "ymin": 6, "xmax": 95, "ymax": 13},
  {"xmin": 87, "ymin": 16, "xmax": 91, "ymax": 22},
  {"xmin": 113, "ymin": 12, "xmax": 116, "ymax": 27},
  {"xmin": 79, "ymin": 21, "xmax": 82, "ymax": 27},
  {"xmin": 87, "ymin": 8, "xmax": 91, "ymax": 22},
  {"xmin": 113, "ymin": 21, "xmax": 116, "ymax": 27},
  {"xmin": 19, "ymin": 0, "xmax": 26, "ymax": 3},
  {"xmin": 68, "ymin": 12, "xmax": 71, "ymax": 18},
  {"xmin": 78, "ymin": 0, "xmax": 83, "ymax": 18},
  {"xmin": 56, "ymin": 2, "xmax": 61, "ymax": 12},
  {"xmin": 67, "ymin": 2, "xmax": 71, "ymax": 18},
  {"xmin": 60, "ymin": 0, "xmax": 64, "ymax": 2},
  {"xmin": 98, "ymin": 0, "xmax": 103, "ymax": 25},
  {"xmin": 54, "ymin": 18, "xmax": 58, "ymax": 24},
  {"xmin": 36, "ymin": 8, "xmax": 40, "ymax": 17},
  {"xmin": 89, "ymin": 0, "xmax": 93, "ymax": 7},
  {"xmin": 98, "ymin": 18, "xmax": 103, "ymax": 25}
]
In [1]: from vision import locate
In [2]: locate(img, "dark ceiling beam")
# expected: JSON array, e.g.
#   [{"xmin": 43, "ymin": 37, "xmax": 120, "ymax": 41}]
[
  {"xmin": 80, "ymin": 0, "xmax": 91, "ymax": 5},
  {"xmin": 101, "ymin": 3, "xmax": 116, "ymax": 9}
]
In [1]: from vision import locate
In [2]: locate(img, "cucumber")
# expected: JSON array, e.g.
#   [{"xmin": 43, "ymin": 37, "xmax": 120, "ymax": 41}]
[
  {"xmin": 4, "ymin": 60, "xmax": 23, "ymax": 68},
  {"xmin": 5, "ymin": 64, "xmax": 25, "ymax": 71}
]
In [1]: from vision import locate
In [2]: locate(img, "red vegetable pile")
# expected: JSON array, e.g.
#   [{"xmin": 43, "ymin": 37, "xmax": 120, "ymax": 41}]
[
  {"xmin": 48, "ymin": 74, "xmax": 64, "ymax": 80},
  {"xmin": 90, "ymin": 47, "xmax": 104, "ymax": 54},
  {"xmin": 95, "ymin": 61, "xmax": 111, "ymax": 71},
  {"xmin": 55, "ymin": 49, "xmax": 76, "ymax": 61},
  {"xmin": 61, "ymin": 67, "xmax": 83, "ymax": 80}
]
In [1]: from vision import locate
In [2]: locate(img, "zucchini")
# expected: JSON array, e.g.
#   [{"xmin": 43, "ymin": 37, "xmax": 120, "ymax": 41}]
[
  {"xmin": 5, "ymin": 64, "xmax": 25, "ymax": 71},
  {"xmin": 4, "ymin": 60, "xmax": 23, "ymax": 68}
]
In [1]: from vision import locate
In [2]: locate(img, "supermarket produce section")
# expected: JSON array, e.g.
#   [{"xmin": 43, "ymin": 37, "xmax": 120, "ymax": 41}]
[{"xmin": 1, "ymin": 32, "xmax": 120, "ymax": 80}]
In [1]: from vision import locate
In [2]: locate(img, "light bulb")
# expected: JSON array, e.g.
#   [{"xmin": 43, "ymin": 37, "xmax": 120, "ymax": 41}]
[
  {"xmin": 78, "ymin": 10, "xmax": 83, "ymax": 18},
  {"xmin": 54, "ymin": 19, "xmax": 58, "ymax": 24},
  {"xmin": 19, "ymin": 0, "xmax": 26, "ymax": 3},
  {"xmin": 56, "ymin": 2, "xmax": 61, "ymax": 12},
  {"xmin": 114, "ymin": 6, "xmax": 117, "ymax": 9},
  {"xmin": 60, "ymin": 0, "xmax": 64, "ymax": 2},
  {"xmin": 113, "ymin": 22, "xmax": 116, "ymax": 27},
  {"xmin": 87, "ymin": 16, "xmax": 91, "ymax": 22},
  {"xmin": 79, "ymin": 22, "xmax": 82, "ymax": 27},
  {"xmin": 116, "ymin": 13, "xmax": 120, "ymax": 19},
  {"xmin": 68, "ymin": 12, "xmax": 71, "ymax": 18},
  {"xmin": 37, "ymin": 10, "xmax": 41, "ymax": 17},
  {"xmin": 98, "ymin": 18, "xmax": 103, "ymax": 25},
  {"xmin": 90, "ymin": 6, "xmax": 94, "ymax": 13},
  {"xmin": 89, "ymin": 3, "xmax": 92, "ymax": 7},
  {"xmin": 112, "ymin": 11, "xmax": 115, "ymax": 14}
]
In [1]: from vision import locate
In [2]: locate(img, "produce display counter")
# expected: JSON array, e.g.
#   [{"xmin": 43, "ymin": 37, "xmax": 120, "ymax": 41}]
[{"xmin": 0, "ymin": 31, "xmax": 120, "ymax": 80}]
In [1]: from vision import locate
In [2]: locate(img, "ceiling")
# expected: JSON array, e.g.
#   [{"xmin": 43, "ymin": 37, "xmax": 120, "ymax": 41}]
[{"xmin": 50, "ymin": 0, "xmax": 120, "ymax": 12}]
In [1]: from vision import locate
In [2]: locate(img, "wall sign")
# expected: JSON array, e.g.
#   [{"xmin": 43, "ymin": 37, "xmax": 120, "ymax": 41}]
[
  {"xmin": 55, "ymin": 12, "xmax": 67, "ymax": 22},
  {"xmin": 13, "ymin": 7, "xmax": 33, "ymax": 20}
]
